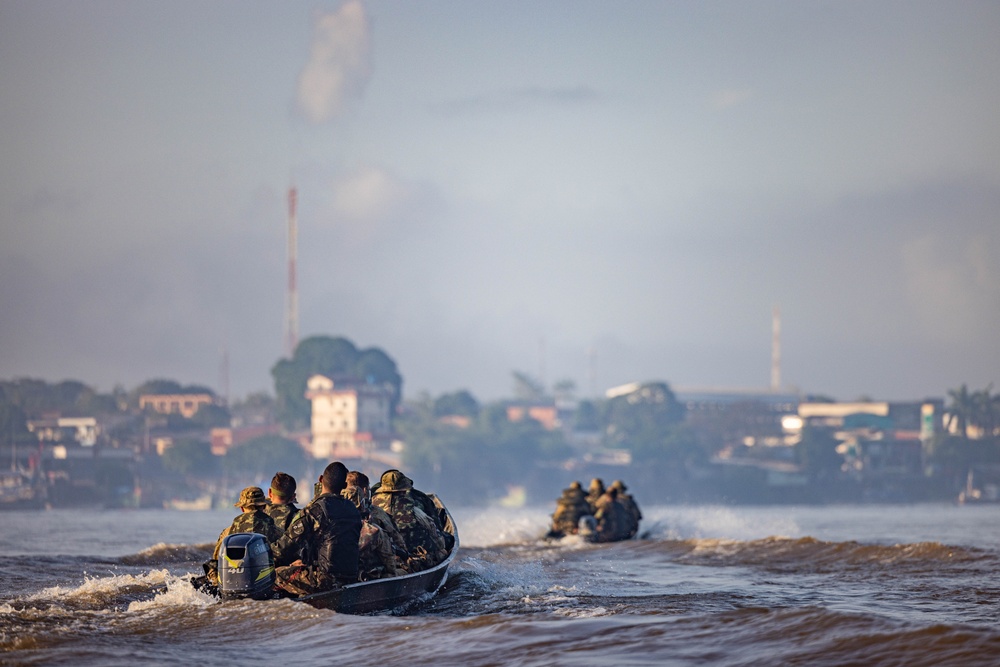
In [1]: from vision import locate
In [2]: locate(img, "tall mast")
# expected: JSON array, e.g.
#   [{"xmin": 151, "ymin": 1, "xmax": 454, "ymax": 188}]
[
  {"xmin": 771, "ymin": 305, "xmax": 781, "ymax": 392},
  {"xmin": 285, "ymin": 187, "xmax": 299, "ymax": 358}
]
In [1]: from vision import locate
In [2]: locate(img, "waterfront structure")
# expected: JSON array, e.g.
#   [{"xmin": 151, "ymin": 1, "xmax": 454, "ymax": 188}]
[
  {"xmin": 139, "ymin": 393, "xmax": 216, "ymax": 419},
  {"xmin": 305, "ymin": 374, "xmax": 394, "ymax": 460}
]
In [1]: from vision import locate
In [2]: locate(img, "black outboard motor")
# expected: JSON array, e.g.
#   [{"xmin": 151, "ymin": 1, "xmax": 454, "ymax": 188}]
[{"xmin": 218, "ymin": 532, "xmax": 275, "ymax": 600}]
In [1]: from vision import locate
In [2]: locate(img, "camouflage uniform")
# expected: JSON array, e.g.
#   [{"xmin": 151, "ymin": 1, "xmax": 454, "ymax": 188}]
[
  {"xmin": 594, "ymin": 488, "xmax": 631, "ymax": 542},
  {"xmin": 342, "ymin": 484, "xmax": 405, "ymax": 581},
  {"xmin": 264, "ymin": 501, "xmax": 300, "ymax": 535},
  {"xmin": 550, "ymin": 482, "xmax": 592, "ymax": 536},
  {"xmin": 205, "ymin": 487, "xmax": 282, "ymax": 584},
  {"xmin": 271, "ymin": 491, "xmax": 361, "ymax": 596},
  {"xmin": 372, "ymin": 470, "xmax": 447, "ymax": 572},
  {"xmin": 610, "ymin": 480, "xmax": 642, "ymax": 538},
  {"xmin": 586, "ymin": 478, "xmax": 606, "ymax": 515}
]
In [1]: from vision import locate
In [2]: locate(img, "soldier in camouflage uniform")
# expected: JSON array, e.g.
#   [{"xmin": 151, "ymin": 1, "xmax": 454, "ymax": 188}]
[
  {"xmin": 610, "ymin": 479, "xmax": 642, "ymax": 538},
  {"xmin": 549, "ymin": 481, "xmax": 592, "ymax": 537},
  {"xmin": 372, "ymin": 469, "xmax": 447, "ymax": 572},
  {"xmin": 347, "ymin": 472, "xmax": 408, "ymax": 560},
  {"xmin": 594, "ymin": 486, "xmax": 631, "ymax": 542},
  {"xmin": 586, "ymin": 478, "xmax": 606, "ymax": 514},
  {"xmin": 272, "ymin": 462, "xmax": 361, "ymax": 596},
  {"xmin": 264, "ymin": 472, "xmax": 301, "ymax": 535},
  {"xmin": 204, "ymin": 486, "xmax": 282, "ymax": 584},
  {"xmin": 342, "ymin": 472, "xmax": 405, "ymax": 581}
]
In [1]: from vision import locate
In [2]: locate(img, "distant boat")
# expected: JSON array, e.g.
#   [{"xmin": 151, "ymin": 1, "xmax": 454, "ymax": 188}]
[
  {"xmin": 0, "ymin": 470, "xmax": 45, "ymax": 510},
  {"xmin": 958, "ymin": 469, "xmax": 1000, "ymax": 504}
]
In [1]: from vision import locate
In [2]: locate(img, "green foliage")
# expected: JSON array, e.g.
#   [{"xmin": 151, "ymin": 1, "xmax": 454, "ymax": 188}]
[
  {"xmin": 224, "ymin": 435, "xmax": 307, "ymax": 480},
  {"xmin": 161, "ymin": 438, "xmax": 218, "ymax": 477},
  {"xmin": 270, "ymin": 335, "xmax": 402, "ymax": 430},
  {"xmin": 0, "ymin": 378, "xmax": 123, "ymax": 418},
  {"xmin": 433, "ymin": 390, "xmax": 479, "ymax": 417},
  {"xmin": 0, "ymin": 402, "xmax": 33, "ymax": 444},
  {"xmin": 189, "ymin": 404, "xmax": 231, "ymax": 428},
  {"xmin": 397, "ymin": 397, "xmax": 571, "ymax": 504},
  {"xmin": 604, "ymin": 382, "xmax": 685, "ymax": 450},
  {"xmin": 573, "ymin": 399, "xmax": 602, "ymax": 431},
  {"xmin": 511, "ymin": 371, "xmax": 545, "ymax": 401}
]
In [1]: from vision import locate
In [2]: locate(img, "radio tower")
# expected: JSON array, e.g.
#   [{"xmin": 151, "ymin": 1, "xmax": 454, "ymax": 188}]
[
  {"xmin": 284, "ymin": 187, "xmax": 299, "ymax": 358},
  {"xmin": 771, "ymin": 305, "xmax": 781, "ymax": 392}
]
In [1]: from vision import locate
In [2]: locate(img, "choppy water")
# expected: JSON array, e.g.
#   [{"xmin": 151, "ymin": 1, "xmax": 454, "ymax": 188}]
[{"xmin": 3, "ymin": 503, "xmax": 1000, "ymax": 666}]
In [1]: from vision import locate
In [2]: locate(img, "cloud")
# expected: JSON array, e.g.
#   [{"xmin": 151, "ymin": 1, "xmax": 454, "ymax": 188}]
[
  {"xmin": 710, "ymin": 88, "xmax": 753, "ymax": 110},
  {"xmin": 433, "ymin": 85, "xmax": 603, "ymax": 116},
  {"xmin": 321, "ymin": 166, "xmax": 441, "ymax": 247},
  {"xmin": 296, "ymin": 1, "xmax": 372, "ymax": 124}
]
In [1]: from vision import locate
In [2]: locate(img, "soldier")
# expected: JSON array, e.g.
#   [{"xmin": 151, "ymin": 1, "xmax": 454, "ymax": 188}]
[
  {"xmin": 594, "ymin": 486, "xmax": 631, "ymax": 542},
  {"xmin": 204, "ymin": 486, "xmax": 282, "ymax": 585},
  {"xmin": 610, "ymin": 479, "xmax": 642, "ymax": 538},
  {"xmin": 346, "ymin": 471, "xmax": 408, "ymax": 563},
  {"xmin": 342, "ymin": 472, "xmax": 405, "ymax": 581},
  {"xmin": 586, "ymin": 478, "xmax": 606, "ymax": 514},
  {"xmin": 372, "ymin": 469, "xmax": 447, "ymax": 572},
  {"xmin": 549, "ymin": 481, "xmax": 592, "ymax": 537},
  {"xmin": 272, "ymin": 461, "xmax": 362, "ymax": 595},
  {"xmin": 263, "ymin": 472, "xmax": 300, "ymax": 535}
]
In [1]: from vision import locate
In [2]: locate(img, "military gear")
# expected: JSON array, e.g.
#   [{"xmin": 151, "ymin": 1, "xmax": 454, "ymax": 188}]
[
  {"xmin": 272, "ymin": 492, "xmax": 361, "ymax": 594},
  {"xmin": 264, "ymin": 501, "xmax": 300, "ymax": 535},
  {"xmin": 586, "ymin": 478, "xmax": 605, "ymax": 514},
  {"xmin": 372, "ymin": 482, "xmax": 447, "ymax": 572},
  {"xmin": 550, "ymin": 483, "xmax": 592, "ymax": 537},
  {"xmin": 235, "ymin": 486, "xmax": 268, "ymax": 509},
  {"xmin": 594, "ymin": 489, "xmax": 631, "ymax": 542}
]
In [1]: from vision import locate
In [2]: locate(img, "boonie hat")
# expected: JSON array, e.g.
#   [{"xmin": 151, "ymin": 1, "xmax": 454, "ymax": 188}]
[{"xmin": 235, "ymin": 486, "xmax": 267, "ymax": 508}]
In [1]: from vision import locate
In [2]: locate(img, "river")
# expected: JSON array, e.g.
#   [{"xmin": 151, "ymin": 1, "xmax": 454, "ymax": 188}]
[{"xmin": 3, "ymin": 502, "xmax": 1000, "ymax": 665}]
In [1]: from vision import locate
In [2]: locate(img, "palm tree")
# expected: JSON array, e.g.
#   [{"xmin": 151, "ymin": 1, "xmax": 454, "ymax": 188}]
[{"xmin": 946, "ymin": 384, "xmax": 975, "ymax": 439}]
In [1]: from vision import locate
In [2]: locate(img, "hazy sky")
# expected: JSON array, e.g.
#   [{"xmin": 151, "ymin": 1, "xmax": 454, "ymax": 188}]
[{"xmin": 2, "ymin": 0, "xmax": 998, "ymax": 403}]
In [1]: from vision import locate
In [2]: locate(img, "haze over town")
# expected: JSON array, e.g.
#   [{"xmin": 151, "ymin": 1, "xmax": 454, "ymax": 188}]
[{"xmin": 1, "ymin": 1, "xmax": 998, "ymax": 402}]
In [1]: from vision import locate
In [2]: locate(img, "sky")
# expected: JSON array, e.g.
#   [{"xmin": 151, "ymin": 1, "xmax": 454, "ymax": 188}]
[{"xmin": 1, "ymin": 0, "xmax": 998, "ymax": 404}]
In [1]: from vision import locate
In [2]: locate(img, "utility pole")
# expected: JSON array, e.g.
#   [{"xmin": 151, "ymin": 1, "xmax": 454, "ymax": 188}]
[{"xmin": 285, "ymin": 187, "xmax": 299, "ymax": 358}]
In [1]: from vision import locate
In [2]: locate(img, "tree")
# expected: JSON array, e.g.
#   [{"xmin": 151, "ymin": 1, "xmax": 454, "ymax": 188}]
[
  {"xmin": 162, "ymin": 438, "xmax": 217, "ymax": 477},
  {"xmin": 947, "ymin": 384, "xmax": 975, "ymax": 439},
  {"xmin": 512, "ymin": 371, "xmax": 545, "ymax": 401},
  {"xmin": 224, "ymin": 435, "xmax": 307, "ymax": 480},
  {"xmin": 271, "ymin": 335, "xmax": 402, "ymax": 430},
  {"xmin": 433, "ymin": 390, "xmax": 480, "ymax": 417},
  {"xmin": 604, "ymin": 382, "xmax": 685, "ymax": 449}
]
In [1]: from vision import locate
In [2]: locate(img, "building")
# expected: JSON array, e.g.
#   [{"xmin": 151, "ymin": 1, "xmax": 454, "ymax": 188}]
[
  {"xmin": 305, "ymin": 374, "xmax": 394, "ymax": 460},
  {"xmin": 27, "ymin": 416, "xmax": 100, "ymax": 447},
  {"xmin": 139, "ymin": 393, "xmax": 216, "ymax": 419}
]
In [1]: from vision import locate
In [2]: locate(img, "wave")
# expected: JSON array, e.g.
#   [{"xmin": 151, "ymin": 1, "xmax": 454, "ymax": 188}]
[
  {"xmin": 664, "ymin": 535, "xmax": 993, "ymax": 573},
  {"xmin": 118, "ymin": 542, "xmax": 213, "ymax": 566}
]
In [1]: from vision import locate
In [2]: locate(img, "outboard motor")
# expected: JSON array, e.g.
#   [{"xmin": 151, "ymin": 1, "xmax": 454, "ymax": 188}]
[{"xmin": 218, "ymin": 532, "xmax": 275, "ymax": 600}]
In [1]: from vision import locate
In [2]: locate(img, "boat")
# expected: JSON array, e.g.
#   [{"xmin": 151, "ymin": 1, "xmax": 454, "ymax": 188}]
[
  {"xmin": 958, "ymin": 468, "xmax": 1000, "ymax": 505},
  {"xmin": 0, "ymin": 469, "xmax": 46, "ymax": 510},
  {"xmin": 196, "ymin": 494, "xmax": 459, "ymax": 615}
]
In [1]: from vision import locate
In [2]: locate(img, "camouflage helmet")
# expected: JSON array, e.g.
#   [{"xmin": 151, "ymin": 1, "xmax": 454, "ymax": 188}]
[
  {"xmin": 569, "ymin": 481, "xmax": 582, "ymax": 490},
  {"xmin": 380, "ymin": 469, "xmax": 413, "ymax": 492},
  {"xmin": 589, "ymin": 478, "xmax": 605, "ymax": 494},
  {"xmin": 610, "ymin": 480, "xmax": 627, "ymax": 491},
  {"xmin": 235, "ymin": 486, "xmax": 267, "ymax": 509}
]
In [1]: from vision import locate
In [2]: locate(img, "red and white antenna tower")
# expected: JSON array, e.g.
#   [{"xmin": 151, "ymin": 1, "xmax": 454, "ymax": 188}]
[{"xmin": 285, "ymin": 187, "xmax": 299, "ymax": 358}]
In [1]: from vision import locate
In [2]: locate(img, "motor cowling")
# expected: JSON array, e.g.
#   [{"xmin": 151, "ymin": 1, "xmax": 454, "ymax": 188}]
[{"xmin": 218, "ymin": 532, "xmax": 275, "ymax": 599}]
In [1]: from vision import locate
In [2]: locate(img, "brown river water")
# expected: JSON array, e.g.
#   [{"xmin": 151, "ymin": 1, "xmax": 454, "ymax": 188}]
[{"xmin": 2, "ymin": 503, "xmax": 1000, "ymax": 666}]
